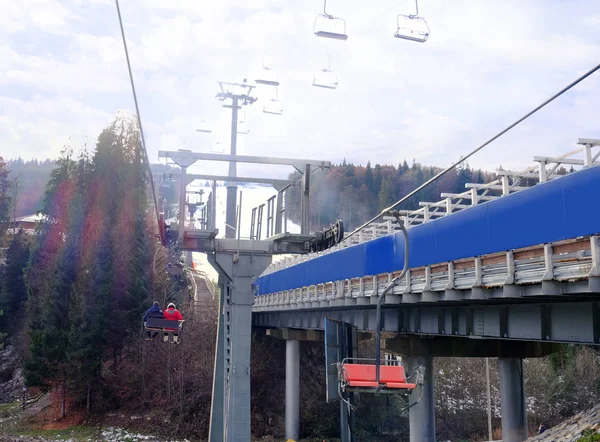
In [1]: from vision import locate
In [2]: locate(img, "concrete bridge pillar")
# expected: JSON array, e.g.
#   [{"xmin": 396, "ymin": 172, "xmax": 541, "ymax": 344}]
[
  {"xmin": 499, "ymin": 358, "xmax": 527, "ymax": 442},
  {"xmin": 285, "ymin": 339, "xmax": 300, "ymax": 441},
  {"xmin": 407, "ymin": 356, "xmax": 435, "ymax": 442}
]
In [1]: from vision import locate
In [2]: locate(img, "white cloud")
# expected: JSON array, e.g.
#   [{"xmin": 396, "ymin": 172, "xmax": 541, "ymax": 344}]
[
  {"xmin": 1, "ymin": 0, "xmax": 79, "ymax": 34},
  {"xmin": 1, "ymin": 0, "xmax": 599, "ymax": 186}
]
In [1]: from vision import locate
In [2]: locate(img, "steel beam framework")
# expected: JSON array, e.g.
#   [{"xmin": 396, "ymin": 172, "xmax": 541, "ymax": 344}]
[{"xmin": 254, "ymin": 298, "xmax": 600, "ymax": 345}]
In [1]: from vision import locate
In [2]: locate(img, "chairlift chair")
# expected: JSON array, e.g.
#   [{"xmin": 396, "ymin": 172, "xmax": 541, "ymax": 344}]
[
  {"xmin": 255, "ymin": 53, "xmax": 280, "ymax": 87},
  {"xmin": 263, "ymin": 88, "xmax": 283, "ymax": 115},
  {"xmin": 238, "ymin": 111, "xmax": 250, "ymax": 134},
  {"xmin": 313, "ymin": 55, "xmax": 339, "ymax": 89},
  {"xmin": 196, "ymin": 119, "xmax": 212, "ymax": 133},
  {"xmin": 313, "ymin": 0, "xmax": 348, "ymax": 40},
  {"xmin": 144, "ymin": 317, "xmax": 185, "ymax": 344},
  {"xmin": 335, "ymin": 213, "xmax": 426, "ymax": 411},
  {"xmin": 394, "ymin": 0, "xmax": 430, "ymax": 43},
  {"xmin": 337, "ymin": 357, "xmax": 421, "ymax": 396},
  {"xmin": 210, "ymin": 140, "xmax": 225, "ymax": 153}
]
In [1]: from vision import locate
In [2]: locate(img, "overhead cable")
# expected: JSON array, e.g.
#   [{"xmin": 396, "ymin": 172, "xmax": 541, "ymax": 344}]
[
  {"xmin": 342, "ymin": 62, "xmax": 600, "ymax": 244},
  {"xmin": 115, "ymin": 0, "xmax": 160, "ymax": 228}
]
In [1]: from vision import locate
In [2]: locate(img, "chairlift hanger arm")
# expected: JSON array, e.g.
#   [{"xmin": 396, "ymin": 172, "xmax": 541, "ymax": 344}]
[
  {"xmin": 323, "ymin": 0, "xmax": 333, "ymax": 19},
  {"xmin": 412, "ymin": 0, "xmax": 419, "ymax": 17},
  {"xmin": 375, "ymin": 212, "xmax": 408, "ymax": 385}
]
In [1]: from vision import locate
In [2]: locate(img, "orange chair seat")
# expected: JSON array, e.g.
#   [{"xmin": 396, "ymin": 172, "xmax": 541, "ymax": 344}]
[
  {"xmin": 343, "ymin": 364, "xmax": 416, "ymax": 390},
  {"xmin": 347, "ymin": 380, "xmax": 379, "ymax": 388},
  {"xmin": 386, "ymin": 382, "xmax": 416, "ymax": 389}
]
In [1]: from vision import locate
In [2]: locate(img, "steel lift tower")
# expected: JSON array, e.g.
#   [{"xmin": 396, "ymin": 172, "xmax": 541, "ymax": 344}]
[{"xmin": 159, "ymin": 147, "xmax": 332, "ymax": 442}]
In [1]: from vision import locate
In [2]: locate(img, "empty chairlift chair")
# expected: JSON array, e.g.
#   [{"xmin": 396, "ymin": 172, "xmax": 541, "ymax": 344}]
[
  {"xmin": 263, "ymin": 87, "xmax": 283, "ymax": 115},
  {"xmin": 196, "ymin": 119, "xmax": 212, "ymax": 134},
  {"xmin": 237, "ymin": 111, "xmax": 250, "ymax": 134},
  {"xmin": 255, "ymin": 53, "xmax": 280, "ymax": 87},
  {"xmin": 394, "ymin": 0, "xmax": 430, "ymax": 43},
  {"xmin": 313, "ymin": 55, "xmax": 339, "ymax": 89},
  {"xmin": 338, "ymin": 357, "xmax": 421, "ymax": 394},
  {"xmin": 313, "ymin": 0, "xmax": 348, "ymax": 41}
]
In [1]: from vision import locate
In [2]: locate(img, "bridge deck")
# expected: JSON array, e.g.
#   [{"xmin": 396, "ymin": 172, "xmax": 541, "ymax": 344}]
[{"xmin": 254, "ymin": 164, "xmax": 600, "ymax": 311}]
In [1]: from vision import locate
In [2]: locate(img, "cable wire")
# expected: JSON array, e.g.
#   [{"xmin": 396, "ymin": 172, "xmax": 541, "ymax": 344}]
[
  {"xmin": 115, "ymin": 0, "xmax": 161, "ymax": 230},
  {"xmin": 342, "ymin": 62, "xmax": 600, "ymax": 244}
]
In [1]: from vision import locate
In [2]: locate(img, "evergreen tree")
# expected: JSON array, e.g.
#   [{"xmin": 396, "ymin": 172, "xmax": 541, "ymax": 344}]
[
  {"xmin": 0, "ymin": 157, "xmax": 11, "ymax": 238},
  {"xmin": 0, "ymin": 231, "xmax": 31, "ymax": 330},
  {"xmin": 378, "ymin": 177, "xmax": 395, "ymax": 212},
  {"xmin": 456, "ymin": 161, "xmax": 473, "ymax": 193},
  {"xmin": 365, "ymin": 161, "xmax": 374, "ymax": 193},
  {"xmin": 24, "ymin": 148, "xmax": 77, "ymax": 390}
]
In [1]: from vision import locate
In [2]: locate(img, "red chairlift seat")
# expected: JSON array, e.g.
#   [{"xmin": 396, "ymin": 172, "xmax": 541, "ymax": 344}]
[{"xmin": 340, "ymin": 359, "xmax": 417, "ymax": 392}]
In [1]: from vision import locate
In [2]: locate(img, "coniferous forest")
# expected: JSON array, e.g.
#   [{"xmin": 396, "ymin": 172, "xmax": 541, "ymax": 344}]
[
  {"xmin": 0, "ymin": 118, "xmax": 599, "ymax": 441},
  {"xmin": 288, "ymin": 159, "xmax": 492, "ymax": 232}
]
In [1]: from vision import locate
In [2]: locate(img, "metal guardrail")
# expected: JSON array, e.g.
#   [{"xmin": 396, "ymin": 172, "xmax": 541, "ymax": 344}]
[
  {"xmin": 254, "ymin": 236, "xmax": 599, "ymax": 311},
  {"xmin": 260, "ymin": 141, "xmax": 600, "ymax": 279},
  {"xmin": 191, "ymin": 269, "xmax": 217, "ymax": 299}
]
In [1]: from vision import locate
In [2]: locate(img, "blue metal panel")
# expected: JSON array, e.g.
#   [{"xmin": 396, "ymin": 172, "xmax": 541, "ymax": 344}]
[
  {"xmin": 365, "ymin": 234, "xmax": 394, "ymax": 275},
  {"xmin": 337, "ymin": 243, "xmax": 367, "ymax": 281},
  {"xmin": 431, "ymin": 203, "xmax": 490, "ymax": 264},
  {"xmin": 487, "ymin": 179, "xmax": 565, "ymax": 251},
  {"xmin": 562, "ymin": 166, "xmax": 600, "ymax": 237},
  {"xmin": 255, "ymin": 166, "xmax": 600, "ymax": 295}
]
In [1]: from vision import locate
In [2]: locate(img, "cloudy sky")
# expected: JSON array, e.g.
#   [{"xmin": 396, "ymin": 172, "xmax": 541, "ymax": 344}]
[{"xmin": 1, "ymin": 0, "xmax": 599, "ymax": 178}]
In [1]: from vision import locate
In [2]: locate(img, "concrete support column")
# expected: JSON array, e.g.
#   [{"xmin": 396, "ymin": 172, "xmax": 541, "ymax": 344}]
[
  {"xmin": 285, "ymin": 340, "xmax": 300, "ymax": 441},
  {"xmin": 407, "ymin": 356, "xmax": 435, "ymax": 442},
  {"xmin": 499, "ymin": 358, "xmax": 527, "ymax": 442}
]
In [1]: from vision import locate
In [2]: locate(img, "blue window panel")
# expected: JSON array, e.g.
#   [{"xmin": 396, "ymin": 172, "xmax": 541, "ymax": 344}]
[{"xmin": 365, "ymin": 235, "xmax": 395, "ymax": 275}]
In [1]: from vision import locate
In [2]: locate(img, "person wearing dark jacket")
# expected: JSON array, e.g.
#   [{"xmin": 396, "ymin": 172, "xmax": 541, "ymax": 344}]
[
  {"xmin": 163, "ymin": 302, "xmax": 184, "ymax": 344},
  {"xmin": 143, "ymin": 301, "xmax": 163, "ymax": 340}
]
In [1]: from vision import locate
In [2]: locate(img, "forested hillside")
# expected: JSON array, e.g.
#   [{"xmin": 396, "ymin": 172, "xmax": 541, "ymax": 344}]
[
  {"xmin": 5, "ymin": 159, "xmax": 55, "ymax": 219},
  {"xmin": 0, "ymin": 126, "xmax": 598, "ymax": 441},
  {"xmin": 0, "ymin": 117, "xmax": 219, "ymax": 439},
  {"xmin": 288, "ymin": 160, "xmax": 493, "ymax": 231}
]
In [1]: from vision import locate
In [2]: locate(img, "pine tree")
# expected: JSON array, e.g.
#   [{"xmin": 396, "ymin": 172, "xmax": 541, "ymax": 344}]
[
  {"xmin": 0, "ymin": 231, "xmax": 31, "ymax": 331},
  {"xmin": 0, "ymin": 157, "xmax": 11, "ymax": 239},
  {"xmin": 24, "ymin": 147, "xmax": 77, "ymax": 399},
  {"xmin": 378, "ymin": 177, "xmax": 395, "ymax": 212},
  {"xmin": 365, "ymin": 161, "xmax": 374, "ymax": 193}
]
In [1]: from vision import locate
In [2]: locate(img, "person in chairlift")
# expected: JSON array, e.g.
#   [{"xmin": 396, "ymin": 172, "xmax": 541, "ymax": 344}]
[
  {"xmin": 163, "ymin": 302, "xmax": 184, "ymax": 344},
  {"xmin": 142, "ymin": 301, "xmax": 163, "ymax": 340}
]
